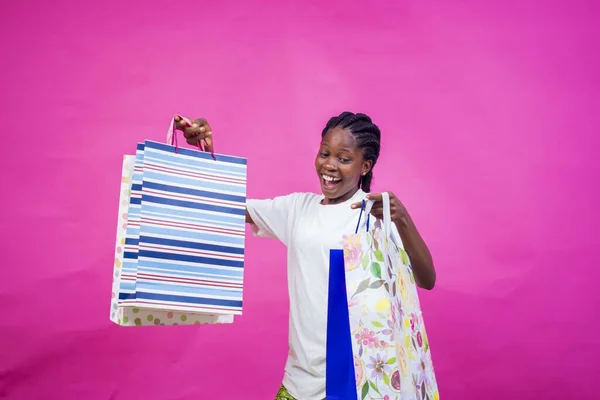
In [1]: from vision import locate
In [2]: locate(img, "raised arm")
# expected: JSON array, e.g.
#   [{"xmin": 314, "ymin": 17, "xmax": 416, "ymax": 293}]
[{"xmin": 393, "ymin": 208, "xmax": 436, "ymax": 290}]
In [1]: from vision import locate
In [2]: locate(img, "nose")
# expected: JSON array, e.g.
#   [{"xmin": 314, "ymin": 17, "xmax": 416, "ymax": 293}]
[{"xmin": 323, "ymin": 159, "xmax": 337, "ymax": 171}]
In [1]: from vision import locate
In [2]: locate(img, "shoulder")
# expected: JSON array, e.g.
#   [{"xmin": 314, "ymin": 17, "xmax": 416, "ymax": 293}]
[
  {"xmin": 257, "ymin": 191, "xmax": 320, "ymax": 201},
  {"xmin": 246, "ymin": 192, "xmax": 321, "ymax": 210},
  {"xmin": 280, "ymin": 192, "xmax": 321, "ymax": 210},
  {"xmin": 288, "ymin": 191, "xmax": 321, "ymax": 202}
]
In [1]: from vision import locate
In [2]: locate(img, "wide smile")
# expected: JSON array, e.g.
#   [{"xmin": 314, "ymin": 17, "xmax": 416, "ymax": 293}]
[{"xmin": 321, "ymin": 174, "xmax": 342, "ymax": 190}]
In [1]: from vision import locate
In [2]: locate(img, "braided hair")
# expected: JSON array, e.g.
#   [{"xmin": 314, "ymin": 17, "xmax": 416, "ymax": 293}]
[{"xmin": 321, "ymin": 111, "xmax": 381, "ymax": 192}]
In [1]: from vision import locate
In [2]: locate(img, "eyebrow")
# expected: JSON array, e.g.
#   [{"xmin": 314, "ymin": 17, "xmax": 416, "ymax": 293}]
[{"xmin": 319, "ymin": 144, "xmax": 354, "ymax": 153}]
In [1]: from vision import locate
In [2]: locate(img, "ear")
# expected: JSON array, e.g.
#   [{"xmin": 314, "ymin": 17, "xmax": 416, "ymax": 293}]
[{"xmin": 362, "ymin": 159, "xmax": 373, "ymax": 176}]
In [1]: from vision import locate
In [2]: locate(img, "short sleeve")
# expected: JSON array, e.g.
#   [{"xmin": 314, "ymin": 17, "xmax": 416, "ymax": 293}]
[{"xmin": 246, "ymin": 193, "xmax": 300, "ymax": 245}]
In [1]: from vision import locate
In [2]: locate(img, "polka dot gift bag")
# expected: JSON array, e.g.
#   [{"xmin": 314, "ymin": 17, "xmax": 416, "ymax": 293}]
[
  {"xmin": 326, "ymin": 193, "xmax": 439, "ymax": 400},
  {"xmin": 110, "ymin": 116, "xmax": 247, "ymax": 326}
]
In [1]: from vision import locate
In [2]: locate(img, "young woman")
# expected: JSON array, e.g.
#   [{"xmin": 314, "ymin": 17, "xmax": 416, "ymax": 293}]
[{"xmin": 176, "ymin": 111, "xmax": 436, "ymax": 400}]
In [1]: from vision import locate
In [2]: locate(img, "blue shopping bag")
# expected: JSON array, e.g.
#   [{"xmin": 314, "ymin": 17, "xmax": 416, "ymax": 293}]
[
  {"xmin": 326, "ymin": 200, "xmax": 374, "ymax": 399},
  {"xmin": 326, "ymin": 248, "xmax": 358, "ymax": 400}
]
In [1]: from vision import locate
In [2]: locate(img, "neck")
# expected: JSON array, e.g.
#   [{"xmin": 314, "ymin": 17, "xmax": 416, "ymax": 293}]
[{"xmin": 322, "ymin": 187, "xmax": 360, "ymax": 205}]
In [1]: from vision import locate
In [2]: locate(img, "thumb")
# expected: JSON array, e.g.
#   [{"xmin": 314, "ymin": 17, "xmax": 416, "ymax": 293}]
[{"xmin": 202, "ymin": 133, "xmax": 214, "ymax": 153}]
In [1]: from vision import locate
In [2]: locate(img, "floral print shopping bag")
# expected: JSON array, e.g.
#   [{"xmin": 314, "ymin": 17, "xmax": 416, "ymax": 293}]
[{"xmin": 339, "ymin": 193, "xmax": 439, "ymax": 400}]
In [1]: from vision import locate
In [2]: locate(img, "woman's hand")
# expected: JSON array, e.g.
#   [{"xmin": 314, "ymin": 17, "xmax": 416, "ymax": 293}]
[
  {"xmin": 174, "ymin": 115, "xmax": 214, "ymax": 152},
  {"xmin": 351, "ymin": 192, "xmax": 409, "ymax": 228},
  {"xmin": 351, "ymin": 191, "xmax": 436, "ymax": 290}
]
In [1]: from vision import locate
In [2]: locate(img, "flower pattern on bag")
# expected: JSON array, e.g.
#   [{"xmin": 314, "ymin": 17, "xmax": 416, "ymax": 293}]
[
  {"xmin": 343, "ymin": 234, "xmax": 364, "ymax": 271},
  {"xmin": 342, "ymin": 224, "xmax": 439, "ymax": 400}
]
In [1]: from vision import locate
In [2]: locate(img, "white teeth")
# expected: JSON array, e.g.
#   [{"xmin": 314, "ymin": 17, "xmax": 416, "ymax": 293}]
[{"xmin": 322, "ymin": 175, "xmax": 340, "ymax": 182}]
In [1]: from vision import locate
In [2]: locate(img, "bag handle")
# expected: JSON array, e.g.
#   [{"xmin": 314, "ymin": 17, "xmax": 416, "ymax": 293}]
[
  {"xmin": 354, "ymin": 198, "xmax": 375, "ymax": 234},
  {"xmin": 354, "ymin": 192, "xmax": 405, "ymax": 250},
  {"xmin": 382, "ymin": 192, "xmax": 405, "ymax": 250},
  {"xmin": 166, "ymin": 115, "xmax": 216, "ymax": 160}
]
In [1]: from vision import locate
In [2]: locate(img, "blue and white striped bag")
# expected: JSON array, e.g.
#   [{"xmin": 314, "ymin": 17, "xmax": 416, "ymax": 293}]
[
  {"xmin": 118, "ymin": 144, "xmax": 144, "ymax": 304},
  {"xmin": 112, "ymin": 116, "xmax": 247, "ymax": 326}
]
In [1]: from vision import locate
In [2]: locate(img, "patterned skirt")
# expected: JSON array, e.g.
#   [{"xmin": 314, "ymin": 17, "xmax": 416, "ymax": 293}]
[
  {"xmin": 274, "ymin": 385, "xmax": 296, "ymax": 400},
  {"xmin": 274, "ymin": 385, "xmax": 325, "ymax": 400}
]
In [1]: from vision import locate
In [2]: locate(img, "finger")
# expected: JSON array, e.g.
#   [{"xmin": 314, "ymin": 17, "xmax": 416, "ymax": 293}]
[
  {"xmin": 185, "ymin": 132, "xmax": 212, "ymax": 147},
  {"xmin": 175, "ymin": 120, "xmax": 189, "ymax": 131},
  {"xmin": 350, "ymin": 202, "xmax": 363, "ymax": 209},
  {"xmin": 366, "ymin": 193, "xmax": 383, "ymax": 201},
  {"xmin": 192, "ymin": 117, "xmax": 208, "ymax": 126},
  {"xmin": 182, "ymin": 128, "xmax": 198, "ymax": 140},
  {"xmin": 191, "ymin": 118, "xmax": 211, "ymax": 134},
  {"xmin": 175, "ymin": 116, "xmax": 209, "ymax": 132},
  {"xmin": 370, "ymin": 206, "xmax": 384, "ymax": 216},
  {"xmin": 187, "ymin": 134, "xmax": 212, "ymax": 147},
  {"xmin": 175, "ymin": 115, "xmax": 193, "ymax": 130},
  {"xmin": 371, "ymin": 212, "xmax": 384, "ymax": 220},
  {"xmin": 183, "ymin": 127, "xmax": 210, "ymax": 139},
  {"xmin": 203, "ymin": 134, "xmax": 214, "ymax": 153}
]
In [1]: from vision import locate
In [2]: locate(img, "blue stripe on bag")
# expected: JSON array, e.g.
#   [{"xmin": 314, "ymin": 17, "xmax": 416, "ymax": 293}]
[
  {"xmin": 326, "ymin": 249, "xmax": 358, "ymax": 400},
  {"xmin": 142, "ymin": 194, "xmax": 247, "ymax": 215},
  {"xmin": 144, "ymin": 140, "xmax": 248, "ymax": 165}
]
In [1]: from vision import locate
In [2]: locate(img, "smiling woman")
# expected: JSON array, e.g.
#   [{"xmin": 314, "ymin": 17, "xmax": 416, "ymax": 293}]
[
  {"xmin": 175, "ymin": 111, "xmax": 436, "ymax": 400},
  {"xmin": 317, "ymin": 126, "xmax": 371, "ymax": 199},
  {"xmin": 317, "ymin": 112, "xmax": 381, "ymax": 203}
]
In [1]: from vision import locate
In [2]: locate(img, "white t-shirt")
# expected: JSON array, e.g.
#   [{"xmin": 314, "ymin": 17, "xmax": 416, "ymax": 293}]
[{"xmin": 246, "ymin": 189, "xmax": 370, "ymax": 400}]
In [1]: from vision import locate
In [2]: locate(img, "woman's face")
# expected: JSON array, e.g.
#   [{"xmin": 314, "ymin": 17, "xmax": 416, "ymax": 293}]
[{"xmin": 315, "ymin": 126, "xmax": 372, "ymax": 204}]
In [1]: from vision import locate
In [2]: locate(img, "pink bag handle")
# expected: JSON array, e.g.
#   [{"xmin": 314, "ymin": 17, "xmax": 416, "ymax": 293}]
[{"xmin": 166, "ymin": 115, "xmax": 216, "ymax": 160}]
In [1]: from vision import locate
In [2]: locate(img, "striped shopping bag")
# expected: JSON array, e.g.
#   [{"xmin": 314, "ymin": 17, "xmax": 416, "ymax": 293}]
[
  {"xmin": 118, "ymin": 144, "xmax": 145, "ymax": 303},
  {"xmin": 111, "ymin": 116, "xmax": 247, "ymax": 326},
  {"xmin": 136, "ymin": 116, "xmax": 247, "ymax": 315}
]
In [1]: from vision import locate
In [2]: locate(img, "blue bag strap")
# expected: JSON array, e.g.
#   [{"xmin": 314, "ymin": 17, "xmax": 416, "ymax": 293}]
[
  {"xmin": 354, "ymin": 198, "xmax": 375, "ymax": 234},
  {"xmin": 326, "ymin": 249, "xmax": 358, "ymax": 399}
]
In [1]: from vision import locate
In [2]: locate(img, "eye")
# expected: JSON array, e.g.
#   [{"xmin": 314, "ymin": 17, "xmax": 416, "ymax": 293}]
[
  {"xmin": 339, "ymin": 157, "xmax": 352, "ymax": 163},
  {"xmin": 319, "ymin": 152, "xmax": 329, "ymax": 158}
]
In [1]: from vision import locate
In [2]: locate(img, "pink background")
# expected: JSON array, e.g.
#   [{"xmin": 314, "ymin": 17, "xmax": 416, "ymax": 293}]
[{"xmin": 1, "ymin": 0, "xmax": 599, "ymax": 399}]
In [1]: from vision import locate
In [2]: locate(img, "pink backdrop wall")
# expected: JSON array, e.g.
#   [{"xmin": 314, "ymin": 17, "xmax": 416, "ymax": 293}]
[{"xmin": 1, "ymin": 0, "xmax": 598, "ymax": 399}]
